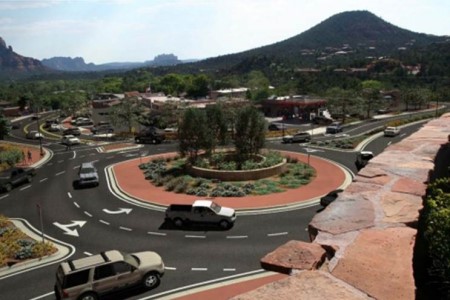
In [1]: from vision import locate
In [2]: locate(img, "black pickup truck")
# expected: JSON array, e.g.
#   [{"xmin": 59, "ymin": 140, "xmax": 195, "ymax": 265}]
[{"xmin": 0, "ymin": 167, "xmax": 36, "ymax": 192}]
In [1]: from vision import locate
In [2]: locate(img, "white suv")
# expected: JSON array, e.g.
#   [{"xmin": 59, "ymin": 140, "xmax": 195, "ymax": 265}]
[{"xmin": 54, "ymin": 250, "xmax": 165, "ymax": 300}]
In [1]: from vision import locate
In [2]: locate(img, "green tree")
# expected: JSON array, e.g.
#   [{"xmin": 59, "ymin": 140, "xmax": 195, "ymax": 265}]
[
  {"xmin": 187, "ymin": 74, "xmax": 210, "ymax": 99},
  {"xmin": 246, "ymin": 71, "xmax": 270, "ymax": 102},
  {"xmin": 361, "ymin": 80, "xmax": 383, "ymax": 119},
  {"xmin": 109, "ymin": 96, "xmax": 143, "ymax": 134},
  {"xmin": 234, "ymin": 106, "xmax": 266, "ymax": 167},
  {"xmin": 0, "ymin": 114, "xmax": 10, "ymax": 140},
  {"xmin": 325, "ymin": 87, "xmax": 358, "ymax": 123},
  {"xmin": 178, "ymin": 108, "xmax": 210, "ymax": 163},
  {"xmin": 205, "ymin": 104, "xmax": 229, "ymax": 153}
]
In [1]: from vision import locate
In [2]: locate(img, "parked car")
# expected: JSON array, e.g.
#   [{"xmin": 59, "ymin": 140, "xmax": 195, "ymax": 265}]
[
  {"xmin": 63, "ymin": 127, "xmax": 81, "ymax": 136},
  {"xmin": 0, "ymin": 167, "xmax": 36, "ymax": 192},
  {"xmin": 355, "ymin": 151, "xmax": 374, "ymax": 171},
  {"xmin": 135, "ymin": 127, "xmax": 165, "ymax": 144},
  {"xmin": 384, "ymin": 126, "xmax": 400, "ymax": 137},
  {"xmin": 61, "ymin": 135, "xmax": 80, "ymax": 146},
  {"xmin": 76, "ymin": 162, "xmax": 99, "ymax": 188},
  {"xmin": 282, "ymin": 131, "xmax": 311, "ymax": 143},
  {"xmin": 165, "ymin": 200, "xmax": 236, "ymax": 229},
  {"xmin": 320, "ymin": 189, "xmax": 344, "ymax": 206},
  {"xmin": 326, "ymin": 122, "xmax": 343, "ymax": 134},
  {"xmin": 75, "ymin": 118, "xmax": 94, "ymax": 126},
  {"xmin": 268, "ymin": 123, "xmax": 281, "ymax": 131},
  {"xmin": 44, "ymin": 118, "xmax": 59, "ymax": 128},
  {"xmin": 91, "ymin": 124, "xmax": 114, "ymax": 135},
  {"xmin": 54, "ymin": 250, "xmax": 165, "ymax": 300},
  {"xmin": 26, "ymin": 130, "xmax": 43, "ymax": 139}
]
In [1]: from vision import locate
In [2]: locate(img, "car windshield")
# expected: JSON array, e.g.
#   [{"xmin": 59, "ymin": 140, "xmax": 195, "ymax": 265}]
[
  {"xmin": 210, "ymin": 202, "xmax": 221, "ymax": 213},
  {"xmin": 121, "ymin": 252, "xmax": 139, "ymax": 268},
  {"xmin": 80, "ymin": 167, "xmax": 95, "ymax": 174}
]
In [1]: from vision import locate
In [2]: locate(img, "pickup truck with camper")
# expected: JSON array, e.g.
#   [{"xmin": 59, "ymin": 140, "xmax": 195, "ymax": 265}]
[
  {"xmin": 165, "ymin": 200, "xmax": 236, "ymax": 229},
  {"xmin": 0, "ymin": 167, "xmax": 36, "ymax": 192},
  {"xmin": 134, "ymin": 127, "xmax": 165, "ymax": 144}
]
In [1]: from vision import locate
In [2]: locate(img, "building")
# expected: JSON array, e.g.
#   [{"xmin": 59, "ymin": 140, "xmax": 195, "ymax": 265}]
[{"xmin": 262, "ymin": 95, "xmax": 327, "ymax": 120}]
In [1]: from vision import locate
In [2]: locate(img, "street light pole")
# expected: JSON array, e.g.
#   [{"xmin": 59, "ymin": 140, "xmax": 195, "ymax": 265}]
[{"xmin": 35, "ymin": 111, "xmax": 44, "ymax": 156}]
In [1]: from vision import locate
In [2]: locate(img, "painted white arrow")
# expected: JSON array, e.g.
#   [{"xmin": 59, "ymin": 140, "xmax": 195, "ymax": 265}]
[
  {"xmin": 103, "ymin": 208, "xmax": 133, "ymax": 215},
  {"xmin": 53, "ymin": 221, "xmax": 87, "ymax": 237}
]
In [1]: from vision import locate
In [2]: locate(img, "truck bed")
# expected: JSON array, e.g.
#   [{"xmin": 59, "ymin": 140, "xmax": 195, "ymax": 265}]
[{"xmin": 167, "ymin": 204, "xmax": 192, "ymax": 212}]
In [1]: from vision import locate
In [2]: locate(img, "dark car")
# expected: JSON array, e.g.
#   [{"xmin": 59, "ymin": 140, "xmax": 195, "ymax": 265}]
[
  {"xmin": 91, "ymin": 124, "xmax": 114, "ymax": 135},
  {"xmin": 63, "ymin": 127, "xmax": 81, "ymax": 136},
  {"xmin": 268, "ymin": 123, "xmax": 281, "ymax": 131},
  {"xmin": 312, "ymin": 116, "xmax": 333, "ymax": 125},
  {"xmin": 355, "ymin": 151, "xmax": 374, "ymax": 171},
  {"xmin": 0, "ymin": 167, "xmax": 36, "ymax": 192},
  {"xmin": 320, "ymin": 189, "xmax": 344, "ymax": 206},
  {"xmin": 135, "ymin": 127, "xmax": 165, "ymax": 144},
  {"xmin": 326, "ymin": 122, "xmax": 343, "ymax": 134}
]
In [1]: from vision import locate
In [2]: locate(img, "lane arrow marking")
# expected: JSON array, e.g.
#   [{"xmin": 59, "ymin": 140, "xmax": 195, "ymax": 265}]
[
  {"xmin": 303, "ymin": 148, "xmax": 324, "ymax": 153},
  {"xmin": 53, "ymin": 221, "xmax": 87, "ymax": 237},
  {"xmin": 102, "ymin": 208, "xmax": 133, "ymax": 215}
]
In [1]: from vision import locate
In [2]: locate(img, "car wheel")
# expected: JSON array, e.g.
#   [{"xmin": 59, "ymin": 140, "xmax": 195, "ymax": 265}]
[
  {"xmin": 142, "ymin": 272, "xmax": 160, "ymax": 289},
  {"xmin": 77, "ymin": 292, "xmax": 98, "ymax": 300},
  {"xmin": 5, "ymin": 183, "xmax": 12, "ymax": 192},
  {"xmin": 26, "ymin": 175, "xmax": 32, "ymax": 183},
  {"xmin": 173, "ymin": 218, "xmax": 183, "ymax": 227},
  {"xmin": 151, "ymin": 138, "xmax": 157, "ymax": 144},
  {"xmin": 135, "ymin": 138, "xmax": 141, "ymax": 144},
  {"xmin": 219, "ymin": 220, "xmax": 231, "ymax": 229}
]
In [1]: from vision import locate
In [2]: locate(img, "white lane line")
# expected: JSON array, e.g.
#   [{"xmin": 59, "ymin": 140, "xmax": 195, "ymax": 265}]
[
  {"xmin": 267, "ymin": 232, "xmax": 288, "ymax": 237},
  {"xmin": 55, "ymin": 171, "xmax": 65, "ymax": 176},
  {"xmin": 79, "ymin": 155, "xmax": 85, "ymax": 158},
  {"xmin": 120, "ymin": 226, "xmax": 132, "ymax": 231},
  {"xmin": 147, "ymin": 231, "xmax": 167, "ymax": 236},
  {"xmin": 165, "ymin": 266, "xmax": 176, "ymax": 270},
  {"xmin": 388, "ymin": 141, "xmax": 392, "ymax": 146},
  {"xmin": 185, "ymin": 235, "xmax": 206, "ymax": 239},
  {"xmin": 19, "ymin": 185, "xmax": 31, "ymax": 191},
  {"xmin": 39, "ymin": 178, "xmax": 48, "ymax": 183},
  {"xmin": 191, "ymin": 268, "xmax": 207, "ymax": 271},
  {"xmin": 73, "ymin": 166, "xmax": 79, "ymax": 169},
  {"xmin": 67, "ymin": 192, "xmax": 72, "ymax": 198},
  {"xmin": 29, "ymin": 291, "xmax": 54, "ymax": 300},
  {"xmin": 84, "ymin": 252, "xmax": 93, "ymax": 256},
  {"xmin": 74, "ymin": 202, "xmax": 80, "ymax": 208},
  {"xmin": 0, "ymin": 194, "xmax": 9, "ymax": 200},
  {"xmin": 57, "ymin": 160, "xmax": 64, "ymax": 163},
  {"xmin": 99, "ymin": 220, "xmax": 110, "ymax": 225},
  {"xmin": 91, "ymin": 159, "xmax": 99, "ymax": 163},
  {"xmin": 47, "ymin": 163, "xmax": 53, "ymax": 166},
  {"xmin": 106, "ymin": 156, "xmax": 114, "ymax": 159},
  {"xmin": 84, "ymin": 211, "xmax": 93, "ymax": 217},
  {"xmin": 89, "ymin": 153, "xmax": 96, "ymax": 156},
  {"xmin": 226, "ymin": 235, "xmax": 248, "ymax": 239},
  {"xmin": 223, "ymin": 268, "xmax": 236, "ymax": 272}
]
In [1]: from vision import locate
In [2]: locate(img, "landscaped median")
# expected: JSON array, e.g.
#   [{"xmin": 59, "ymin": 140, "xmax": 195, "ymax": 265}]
[{"xmin": 0, "ymin": 215, "xmax": 56, "ymax": 268}]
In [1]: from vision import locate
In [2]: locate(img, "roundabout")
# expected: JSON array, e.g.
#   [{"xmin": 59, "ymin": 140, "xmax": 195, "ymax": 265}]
[{"xmin": 109, "ymin": 150, "xmax": 352, "ymax": 212}]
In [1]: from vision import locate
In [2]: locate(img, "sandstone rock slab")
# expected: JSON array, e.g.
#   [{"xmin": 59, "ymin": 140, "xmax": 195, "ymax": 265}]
[
  {"xmin": 260, "ymin": 240, "xmax": 326, "ymax": 274},
  {"xmin": 331, "ymin": 227, "xmax": 416, "ymax": 300},
  {"xmin": 231, "ymin": 271, "xmax": 373, "ymax": 300}
]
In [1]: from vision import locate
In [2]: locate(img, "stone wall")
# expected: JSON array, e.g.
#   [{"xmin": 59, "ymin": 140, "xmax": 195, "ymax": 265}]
[{"xmin": 232, "ymin": 113, "xmax": 450, "ymax": 300}]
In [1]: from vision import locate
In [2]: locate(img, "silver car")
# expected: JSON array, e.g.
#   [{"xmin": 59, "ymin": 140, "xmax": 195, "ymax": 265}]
[{"xmin": 54, "ymin": 250, "xmax": 165, "ymax": 300}]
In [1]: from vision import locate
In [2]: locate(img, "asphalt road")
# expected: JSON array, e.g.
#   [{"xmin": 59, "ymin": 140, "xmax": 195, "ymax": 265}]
[{"xmin": 0, "ymin": 118, "xmax": 427, "ymax": 300}]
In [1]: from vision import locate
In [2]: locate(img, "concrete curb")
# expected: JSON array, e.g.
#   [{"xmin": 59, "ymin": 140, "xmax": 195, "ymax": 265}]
[{"xmin": 0, "ymin": 218, "xmax": 75, "ymax": 280}]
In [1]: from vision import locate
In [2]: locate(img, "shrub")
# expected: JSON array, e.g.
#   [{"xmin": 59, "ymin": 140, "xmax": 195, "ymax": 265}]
[{"xmin": 32, "ymin": 241, "xmax": 56, "ymax": 258}]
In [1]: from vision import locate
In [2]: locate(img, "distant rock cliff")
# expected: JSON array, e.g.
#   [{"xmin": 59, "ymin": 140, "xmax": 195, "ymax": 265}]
[
  {"xmin": 0, "ymin": 37, "xmax": 47, "ymax": 73},
  {"xmin": 41, "ymin": 56, "xmax": 97, "ymax": 72}
]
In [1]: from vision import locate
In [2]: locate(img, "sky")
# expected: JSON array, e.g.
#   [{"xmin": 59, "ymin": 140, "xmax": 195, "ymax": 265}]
[{"xmin": 1, "ymin": 0, "xmax": 449, "ymax": 65}]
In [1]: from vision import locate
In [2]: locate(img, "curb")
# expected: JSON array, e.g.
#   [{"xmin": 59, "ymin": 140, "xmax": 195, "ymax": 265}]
[{"xmin": 0, "ymin": 218, "xmax": 75, "ymax": 280}]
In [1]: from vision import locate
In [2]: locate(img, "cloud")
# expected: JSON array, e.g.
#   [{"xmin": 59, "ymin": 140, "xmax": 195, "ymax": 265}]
[{"xmin": 0, "ymin": 0, "xmax": 59, "ymax": 10}]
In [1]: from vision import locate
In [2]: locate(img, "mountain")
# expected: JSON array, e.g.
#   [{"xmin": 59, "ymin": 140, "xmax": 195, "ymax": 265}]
[
  {"xmin": 0, "ymin": 37, "xmax": 48, "ymax": 75},
  {"xmin": 188, "ymin": 10, "xmax": 446, "ymax": 71},
  {"xmin": 41, "ymin": 53, "xmax": 189, "ymax": 72}
]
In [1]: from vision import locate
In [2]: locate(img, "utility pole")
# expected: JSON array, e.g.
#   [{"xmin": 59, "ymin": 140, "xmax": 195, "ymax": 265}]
[{"xmin": 35, "ymin": 110, "xmax": 44, "ymax": 156}]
